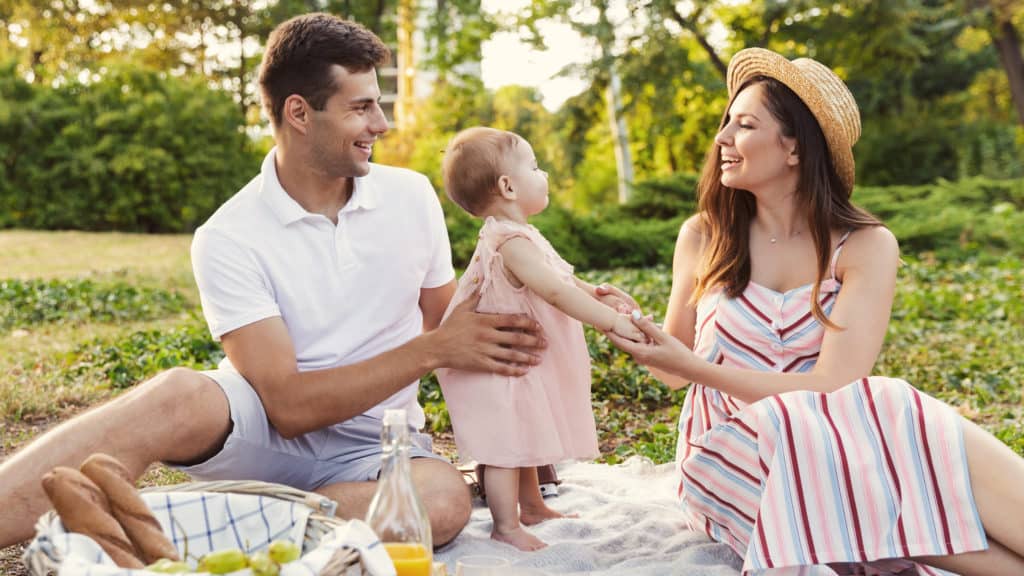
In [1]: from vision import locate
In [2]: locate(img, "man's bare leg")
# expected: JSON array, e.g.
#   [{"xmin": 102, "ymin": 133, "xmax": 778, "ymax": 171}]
[
  {"xmin": 316, "ymin": 458, "xmax": 471, "ymax": 547},
  {"xmin": 0, "ymin": 368, "xmax": 231, "ymax": 548}
]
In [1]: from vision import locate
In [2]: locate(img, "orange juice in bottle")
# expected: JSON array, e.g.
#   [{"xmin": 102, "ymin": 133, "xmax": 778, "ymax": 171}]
[
  {"xmin": 366, "ymin": 409, "xmax": 433, "ymax": 575},
  {"xmin": 383, "ymin": 542, "xmax": 432, "ymax": 576}
]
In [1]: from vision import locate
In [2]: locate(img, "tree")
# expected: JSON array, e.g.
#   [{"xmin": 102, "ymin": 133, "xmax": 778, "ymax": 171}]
[
  {"xmin": 976, "ymin": 0, "xmax": 1024, "ymax": 125},
  {"xmin": 516, "ymin": 0, "xmax": 636, "ymax": 203}
]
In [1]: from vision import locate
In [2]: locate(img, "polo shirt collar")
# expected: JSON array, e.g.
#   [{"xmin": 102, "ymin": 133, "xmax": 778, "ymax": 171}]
[
  {"xmin": 344, "ymin": 170, "xmax": 378, "ymax": 214},
  {"xmin": 258, "ymin": 147, "xmax": 378, "ymax": 226}
]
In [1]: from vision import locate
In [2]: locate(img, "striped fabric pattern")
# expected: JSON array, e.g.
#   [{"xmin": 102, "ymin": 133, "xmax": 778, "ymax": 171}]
[{"xmin": 676, "ymin": 237, "xmax": 987, "ymax": 575}]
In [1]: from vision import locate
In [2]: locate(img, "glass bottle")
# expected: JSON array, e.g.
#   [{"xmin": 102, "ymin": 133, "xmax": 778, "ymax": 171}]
[{"xmin": 365, "ymin": 409, "xmax": 433, "ymax": 576}]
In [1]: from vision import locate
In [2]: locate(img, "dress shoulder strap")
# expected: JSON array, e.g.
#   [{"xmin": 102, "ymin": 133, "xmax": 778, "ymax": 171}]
[{"xmin": 830, "ymin": 230, "xmax": 854, "ymax": 282}]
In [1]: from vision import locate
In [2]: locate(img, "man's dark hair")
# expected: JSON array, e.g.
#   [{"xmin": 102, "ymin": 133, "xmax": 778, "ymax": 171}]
[{"xmin": 259, "ymin": 13, "xmax": 390, "ymax": 128}]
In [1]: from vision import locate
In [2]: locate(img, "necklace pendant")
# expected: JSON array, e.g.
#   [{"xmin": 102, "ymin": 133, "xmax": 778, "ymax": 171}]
[{"xmin": 770, "ymin": 237, "xmax": 777, "ymax": 244}]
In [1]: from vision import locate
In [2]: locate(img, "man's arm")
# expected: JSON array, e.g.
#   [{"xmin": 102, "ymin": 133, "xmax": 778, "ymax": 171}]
[
  {"xmin": 420, "ymin": 280, "xmax": 456, "ymax": 332},
  {"xmin": 222, "ymin": 283, "xmax": 545, "ymax": 439}
]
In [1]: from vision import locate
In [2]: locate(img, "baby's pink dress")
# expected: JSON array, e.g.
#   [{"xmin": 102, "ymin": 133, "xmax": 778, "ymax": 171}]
[{"xmin": 436, "ymin": 217, "xmax": 599, "ymax": 468}]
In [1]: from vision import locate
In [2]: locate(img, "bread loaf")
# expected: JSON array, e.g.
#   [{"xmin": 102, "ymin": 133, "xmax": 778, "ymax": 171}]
[
  {"xmin": 80, "ymin": 453, "xmax": 180, "ymax": 564},
  {"xmin": 41, "ymin": 466, "xmax": 144, "ymax": 568}
]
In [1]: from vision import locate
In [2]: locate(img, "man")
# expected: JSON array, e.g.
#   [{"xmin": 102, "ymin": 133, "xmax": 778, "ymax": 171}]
[{"xmin": 0, "ymin": 13, "xmax": 548, "ymax": 549}]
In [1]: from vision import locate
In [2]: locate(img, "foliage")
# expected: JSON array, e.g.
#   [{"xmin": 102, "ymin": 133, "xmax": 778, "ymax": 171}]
[
  {"xmin": 0, "ymin": 64, "xmax": 262, "ymax": 232},
  {"xmin": 0, "ymin": 277, "xmax": 188, "ymax": 332},
  {"xmin": 64, "ymin": 314, "xmax": 224, "ymax": 389},
  {"xmin": 431, "ymin": 257, "xmax": 1024, "ymax": 462},
  {"xmin": 1, "ymin": 229, "xmax": 1022, "ymax": 469},
  {"xmin": 448, "ymin": 176, "xmax": 1024, "ymax": 272},
  {"xmin": 854, "ymin": 177, "xmax": 1024, "ymax": 258}
]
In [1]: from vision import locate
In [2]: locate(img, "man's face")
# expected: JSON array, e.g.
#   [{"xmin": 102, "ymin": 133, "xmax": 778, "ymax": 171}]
[{"xmin": 308, "ymin": 65, "xmax": 389, "ymax": 178}]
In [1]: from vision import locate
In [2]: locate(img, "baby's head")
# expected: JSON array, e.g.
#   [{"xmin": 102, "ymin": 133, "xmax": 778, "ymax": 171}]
[{"xmin": 443, "ymin": 127, "xmax": 532, "ymax": 217}]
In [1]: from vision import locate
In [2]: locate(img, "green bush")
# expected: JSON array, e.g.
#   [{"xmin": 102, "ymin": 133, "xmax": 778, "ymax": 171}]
[
  {"xmin": 65, "ymin": 314, "xmax": 223, "ymax": 389},
  {"xmin": 0, "ymin": 63, "xmax": 262, "ymax": 232},
  {"xmin": 620, "ymin": 173, "xmax": 699, "ymax": 220},
  {"xmin": 448, "ymin": 175, "xmax": 1024, "ymax": 274},
  {"xmin": 0, "ymin": 277, "xmax": 188, "ymax": 331},
  {"xmin": 855, "ymin": 177, "xmax": 1024, "ymax": 258}
]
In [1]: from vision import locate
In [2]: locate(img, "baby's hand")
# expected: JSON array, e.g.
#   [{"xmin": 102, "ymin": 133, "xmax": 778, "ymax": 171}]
[
  {"xmin": 595, "ymin": 283, "xmax": 640, "ymax": 314},
  {"xmin": 611, "ymin": 313, "xmax": 646, "ymax": 342}
]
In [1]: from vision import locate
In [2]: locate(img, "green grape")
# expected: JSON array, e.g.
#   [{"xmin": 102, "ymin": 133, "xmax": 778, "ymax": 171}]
[
  {"xmin": 267, "ymin": 540, "xmax": 301, "ymax": 564},
  {"xmin": 248, "ymin": 551, "xmax": 280, "ymax": 576},
  {"xmin": 197, "ymin": 548, "xmax": 248, "ymax": 574}
]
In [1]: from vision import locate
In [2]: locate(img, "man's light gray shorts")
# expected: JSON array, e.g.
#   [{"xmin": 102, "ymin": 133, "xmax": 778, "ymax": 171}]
[{"xmin": 171, "ymin": 369, "xmax": 447, "ymax": 491}]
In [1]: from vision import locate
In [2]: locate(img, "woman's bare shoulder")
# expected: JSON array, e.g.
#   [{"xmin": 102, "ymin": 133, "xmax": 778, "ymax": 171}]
[
  {"xmin": 681, "ymin": 213, "xmax": 707, "ymax": 234},
  {"xmin": 838, "ymin": 225, "xmax": 899, "ymax": 278},
  {"xmin": 846, "ymin": 225, "xmax": 898, "ymax": 254}
]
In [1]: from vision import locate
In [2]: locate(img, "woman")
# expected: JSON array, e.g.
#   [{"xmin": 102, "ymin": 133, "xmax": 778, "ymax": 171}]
[{"xmin": 607, "ymin": 48, "xmax": 1024, "ymax": 575}]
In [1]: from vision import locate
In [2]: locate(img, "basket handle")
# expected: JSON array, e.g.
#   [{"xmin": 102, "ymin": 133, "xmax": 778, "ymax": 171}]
[{"xmin": 141, "ymin": 480, "xmax": 339, "ymax": 516}]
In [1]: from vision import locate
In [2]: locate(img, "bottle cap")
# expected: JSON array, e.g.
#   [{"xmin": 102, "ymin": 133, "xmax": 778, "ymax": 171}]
[{"xmin": 383, "ymin": 409, "xmax": 408, "ymax": 428}]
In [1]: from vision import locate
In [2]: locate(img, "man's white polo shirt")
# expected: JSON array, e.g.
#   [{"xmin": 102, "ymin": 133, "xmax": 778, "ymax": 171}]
[{"xmin": 190, "ymin": 148, "xmax": 454, "ymax": 429}]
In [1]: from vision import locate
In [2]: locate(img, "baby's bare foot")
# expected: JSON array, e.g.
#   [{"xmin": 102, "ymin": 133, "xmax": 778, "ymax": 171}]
[
  {"xmin": 520, "ymin": 503, "xmax": 578, "ymax": 526},
  {"xmin": 491, "ymin": 526, "xmax": 547, "ymax": 551}
]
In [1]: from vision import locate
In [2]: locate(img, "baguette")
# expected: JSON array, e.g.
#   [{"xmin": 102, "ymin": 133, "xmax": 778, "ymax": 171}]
[
  {"xmin": 80, "ymin": 453, "xmax": 180, "ymax": 564},
  {"xmin": 41, "ymin": 466, "xmax": 144, "ymax": 569}
]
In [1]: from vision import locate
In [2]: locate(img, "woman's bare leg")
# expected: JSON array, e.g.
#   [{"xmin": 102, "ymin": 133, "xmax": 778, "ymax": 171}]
[
  {"xmin": 914, "ymin": 418, "xmax": 1024, "ymax": 574},
  {"xmin": 916, "ymin": 537, "xmax": 1024, "ymax": 576},
  {"xmin": 960, "ymin": 418, "xmax": 1024, "ymax": 555}
]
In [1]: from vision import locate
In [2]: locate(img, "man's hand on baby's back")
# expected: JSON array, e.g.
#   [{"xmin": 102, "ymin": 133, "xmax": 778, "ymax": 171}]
[{"xmin": 429, "ymin": 291, "xmax": 546, "ymax": 376}]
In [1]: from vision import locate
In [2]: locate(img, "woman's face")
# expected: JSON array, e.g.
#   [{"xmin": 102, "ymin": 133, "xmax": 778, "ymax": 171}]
[{"xmin": 714, "ymin": 83, "xmax": 799, "ymax": 194}]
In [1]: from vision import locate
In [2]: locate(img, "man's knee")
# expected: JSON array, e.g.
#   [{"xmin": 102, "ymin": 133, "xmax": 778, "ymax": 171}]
[
  {"xmin": 413, "ymin": 460, "xmax": 471, "ymax": 546},
  {"xmin": 142, "ymin": 367, "xmax": 232, "ymax": 464}
]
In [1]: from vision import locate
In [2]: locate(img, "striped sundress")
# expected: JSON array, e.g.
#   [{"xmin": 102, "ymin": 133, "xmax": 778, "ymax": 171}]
[{"xmin": 677, "ymin": 232, "xmax": 988, "ymax": 576}]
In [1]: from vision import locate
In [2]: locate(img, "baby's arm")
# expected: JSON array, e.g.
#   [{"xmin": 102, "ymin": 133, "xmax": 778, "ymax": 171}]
[
  {"xmin": 500, "ymin": 237, "xmax": 645, "ymax": 342},
  {"xmin": 573, "ymin": 277, "xmax": 640, "ymax": 314}
]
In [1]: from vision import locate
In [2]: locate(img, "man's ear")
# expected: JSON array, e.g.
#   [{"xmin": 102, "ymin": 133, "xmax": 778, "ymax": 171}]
[
  {"xmin": 497, "ymin": 175, "xmax": 516, "ymax": 199},
  {"xmin": 283, "ymin": 95, "xmax": 311, "ymax": 135}
]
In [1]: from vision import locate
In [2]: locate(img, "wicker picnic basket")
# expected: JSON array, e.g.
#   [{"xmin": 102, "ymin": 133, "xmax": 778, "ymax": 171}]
[{"xmin": 24, "ymin": 480, "xmax": 364, "ymax": 576}]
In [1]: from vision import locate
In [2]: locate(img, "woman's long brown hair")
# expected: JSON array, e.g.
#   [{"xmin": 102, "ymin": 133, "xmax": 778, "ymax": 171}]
[{"xmin": 691, "ymin": 76, "xmax": 882, "ymax": 329}]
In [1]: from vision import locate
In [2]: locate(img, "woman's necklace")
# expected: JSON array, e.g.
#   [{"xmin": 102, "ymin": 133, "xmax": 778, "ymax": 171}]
[{"xmin": 769, "ymin": 230, "xmax": 802, "ymax": 244}]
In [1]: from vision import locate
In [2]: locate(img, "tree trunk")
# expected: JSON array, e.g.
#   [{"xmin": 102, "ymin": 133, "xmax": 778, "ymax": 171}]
[
  {"xmin": 597, "ymin": 1, "xmax": 634, "ymax": 204},
  {"xmin": 992, "ymin": 19, "xmax": 1024, "ymax": 126},
  {"xmin": 606, "ymin": 69, "xmax": 634, "ymax": 204}
]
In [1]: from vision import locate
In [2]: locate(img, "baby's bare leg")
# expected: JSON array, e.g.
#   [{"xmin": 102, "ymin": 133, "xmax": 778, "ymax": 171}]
[
  {"xmin": 484, "ymin": 465, "xmax": 546, "ymax": 551},
  {"xmin": 519, "ymin": 466, "xmax": 577, "ymax": 526}
]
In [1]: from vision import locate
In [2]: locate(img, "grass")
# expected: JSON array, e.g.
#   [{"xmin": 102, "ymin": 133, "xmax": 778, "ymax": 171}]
[{"xmin": 1, "ymin": 229, "xmax": 1022, "ymax": 571}]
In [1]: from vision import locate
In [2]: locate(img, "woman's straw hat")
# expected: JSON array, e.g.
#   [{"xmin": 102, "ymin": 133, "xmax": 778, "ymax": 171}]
[{"xmin": 726, "ymin": 48, "xmax": 860, "ymax": 192}]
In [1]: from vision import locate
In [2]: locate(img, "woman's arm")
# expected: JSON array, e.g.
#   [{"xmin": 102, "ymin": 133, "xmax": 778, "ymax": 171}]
[
  {"xmin": 500, "ymin": 237, "xmax": 644, "ymax": 341},
  {"xmin": 610, "ymin": 226, "xmax": 900, "ymax": 403},
  {"xmin": 646, "ymin": 216, "xmax": 705, "ymax": 390}
]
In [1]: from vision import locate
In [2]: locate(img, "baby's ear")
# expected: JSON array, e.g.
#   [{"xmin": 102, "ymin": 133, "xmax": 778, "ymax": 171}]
[{"xmin": 497, "ymin": 174, "xmax": 516, "ymax": 199}]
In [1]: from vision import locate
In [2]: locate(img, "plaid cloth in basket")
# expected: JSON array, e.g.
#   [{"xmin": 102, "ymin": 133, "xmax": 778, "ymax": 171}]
[{"xmin": 24, "ymin": 491, "xmax": 397, "ymax": 576}]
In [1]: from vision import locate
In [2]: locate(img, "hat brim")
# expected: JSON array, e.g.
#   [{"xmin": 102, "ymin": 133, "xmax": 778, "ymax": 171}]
[{"xmin": 726, "ymin": 48, "xmax": 856, "ymax": 193}]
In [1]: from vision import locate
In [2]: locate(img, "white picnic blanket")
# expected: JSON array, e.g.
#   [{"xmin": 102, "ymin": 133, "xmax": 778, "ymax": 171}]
[{"xmin": 434, "ymin": 457, "xmax": 744, "ymax": 575}]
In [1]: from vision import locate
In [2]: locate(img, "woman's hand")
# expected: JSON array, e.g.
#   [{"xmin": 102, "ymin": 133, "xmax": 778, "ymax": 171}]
[
  {"xmin": 610, "ymin": 313, "xmax": 646, "ymax": 342},
  {"xmin": 594, "ymin": 283, "xmax": 641, "ymax": 314},
  {"xmin": 606, "ymin": 311, "xmax": 701, "ymax": 379}
]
